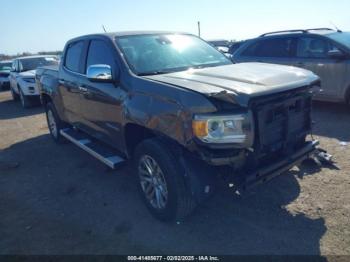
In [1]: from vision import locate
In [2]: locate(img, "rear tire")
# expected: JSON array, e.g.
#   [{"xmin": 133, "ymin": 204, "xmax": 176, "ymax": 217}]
[
  {"xmin": 45, "ymin": 102, "xmax": 68, "ymax": 144},
  {"xmin": 134, "ymin": 138, "xmax": 197, "ymax": 222}
]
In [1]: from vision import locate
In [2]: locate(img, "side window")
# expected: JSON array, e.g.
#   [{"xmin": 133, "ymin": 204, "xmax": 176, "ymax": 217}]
[
  {"xmin": 64, "ymin": 41, "xmax": 84, "ymax": 73},
  {"xmin": 241, "ymin": 42, "xmax": 259, "ymax": 56},
  {"xmin": 242, "ymin": 38, "xmax": 295, "ymax": 58},
  {"xmin": 16, "ymin": 60, "xmax": 21, "ymax": 72},
  {"xmin": 12, "ymin": 60, "xmax": 17, "ymax": 71},
  {"xmin": 18, "ymin": 61, "xmax": 23, "ymax": 72},
  {"xmin": 86, "ymin": 40, "xmax": 115, "ymax": 72},
  {"xmin": 297, "ymin": 37, "xmax": 338, "ymax": 58}
]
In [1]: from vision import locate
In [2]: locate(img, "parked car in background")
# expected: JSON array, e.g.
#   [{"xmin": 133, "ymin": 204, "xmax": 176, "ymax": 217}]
[
  {"xmin": 0, "ymin": 60, "xmax": 12, "ymax": 90},
  {"xmin": 207, "ymin": 39, "xmax": 232, "ymax": 54},
  {"xmin": 9, "ymin": 55, "xmax": 59, "ymax": 108},
  {"xmin": 38, "ymin": 31, "xmax": 320, "ymax": 221},
  {"xmin": 232, "ymin": 28, "xmax": 350, "ymax": 104}
]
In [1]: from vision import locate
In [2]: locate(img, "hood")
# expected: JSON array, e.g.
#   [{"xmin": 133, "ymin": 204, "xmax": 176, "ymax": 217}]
[
  {"xmin": 18, "ymin": 70, "xmax": 36, "ymax": 77},
  {"xmin": 143, "ymin": 63, "xmax": 319, "ymax": 107}
]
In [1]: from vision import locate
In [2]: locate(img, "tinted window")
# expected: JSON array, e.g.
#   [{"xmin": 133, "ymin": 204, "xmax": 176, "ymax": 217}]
[
  {"xmin": 327, "ymin": 32, "xmax": 350, "ymax": 49},
  {"xmin": 242, "ymin": 38, "xmax": 295, "ymax": 57},
  {"xmin": 297, "ymin": 37, "xmax": 338, "ymax": 58},
  {"xmin": 65, "ymin": 41, "xmax": 84, "ymax": 73},
  {"xmin": 86, "ymin": 40, "xmax": 115, "ymax": 71},
  {"xmin": 229, "ymin": 42, "xmax": 244, "ymax": 54}
]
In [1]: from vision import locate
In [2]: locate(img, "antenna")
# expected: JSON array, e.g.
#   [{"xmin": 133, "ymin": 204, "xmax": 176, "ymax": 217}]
[
  {"xmin": 197, "ymin": 21, "xmax": 201, "ymax": 37},
  {"xmin": 102, "ymin": 25, "xmax": 107, "ymax": 33},
  {"xmin": 329, "ymin": 21, "xmax": 342, "ymax": 33}
]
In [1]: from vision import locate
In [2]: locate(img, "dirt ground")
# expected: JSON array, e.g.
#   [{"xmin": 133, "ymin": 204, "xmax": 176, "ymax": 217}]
[{"xmin": 0, "ymin": 89, "xmax": 349, "ymax": 255}]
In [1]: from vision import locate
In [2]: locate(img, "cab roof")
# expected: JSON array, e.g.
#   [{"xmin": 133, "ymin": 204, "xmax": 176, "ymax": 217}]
[{"xmin": 67, "ymin": 31, "xmax": 193, "ymax": 43}]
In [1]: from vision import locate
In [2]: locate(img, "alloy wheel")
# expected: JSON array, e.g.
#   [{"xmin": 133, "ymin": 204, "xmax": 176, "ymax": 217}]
[
  {"xmin": 47, "ymin": 110, "xmax": 58, "ymax": 138},
  {"xmin": 138, "ymin": 155, "xmax": 168, "ymax": 209},
  {"xmin": 19, "ymin": 90, "xmax": 25, "ymax": 107}
]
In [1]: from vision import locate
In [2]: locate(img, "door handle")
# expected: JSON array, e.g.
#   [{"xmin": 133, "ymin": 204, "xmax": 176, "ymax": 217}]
[{"xmin": 78, "ymin": 86, "xmax": 89, "ymax": 93}]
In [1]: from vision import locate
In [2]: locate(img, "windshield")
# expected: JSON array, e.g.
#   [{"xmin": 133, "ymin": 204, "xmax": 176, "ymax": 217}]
[
  {"xmin": 0, "ymin": 62, "xmax": 12, "ymax": 71},
  {"xmin": 20, "ymin": 57, "xmax": 59, "ymax": 71},
  {"xmin": 328, "ymin": 32, "xmax": 350, "ymax": 49},
  {"xmin": 116, "ymin": 34, "xmax": 232, "ymax": 75}
]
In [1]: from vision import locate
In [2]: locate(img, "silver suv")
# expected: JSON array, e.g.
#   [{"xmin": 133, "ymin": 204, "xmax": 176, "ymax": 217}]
[{"xmin": 232, "ymin": 28, "xmax": 350, "ymax": 104}]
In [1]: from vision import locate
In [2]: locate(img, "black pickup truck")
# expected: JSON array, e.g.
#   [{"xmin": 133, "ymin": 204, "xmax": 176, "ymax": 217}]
[{"xmin": 37, "ymin": 31, "xmax": 320, "ymax": 221}]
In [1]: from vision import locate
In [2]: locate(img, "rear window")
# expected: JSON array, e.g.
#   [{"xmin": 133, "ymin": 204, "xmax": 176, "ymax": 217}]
[
  {"xmin": 65, "ymin": 41, "xmax": 84, "ymax": 73},
  {"xmin": 242, "ymin": 38, "xmax": 296, "ymax": 58}
]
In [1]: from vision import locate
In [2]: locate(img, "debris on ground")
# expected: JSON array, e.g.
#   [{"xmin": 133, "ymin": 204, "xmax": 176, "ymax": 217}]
[{"xmin": 311, "ymin": 148, "xmax": 333, "ymax": 166}]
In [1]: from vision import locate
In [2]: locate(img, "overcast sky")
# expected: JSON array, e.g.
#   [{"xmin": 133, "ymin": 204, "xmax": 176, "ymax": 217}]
[{"xmin": 1, "ymin": 0, "xmax": 349, "ymax": 55}]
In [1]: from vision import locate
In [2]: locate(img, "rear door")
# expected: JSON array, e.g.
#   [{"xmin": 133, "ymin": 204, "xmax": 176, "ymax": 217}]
[
  {"xmin": 78, "ymin": 38, "xmax": 125, "ymax": 150},
  {"xmin": 233, "ymin": 36, "xmax": 297, "ymax": 65},
  {"xmin": 294, "ymin": 36, "xmax": 347, "ymax": 100},
  {"xmin": 59, "ymin": 40, "xmax": 87, "ymax": 125}
]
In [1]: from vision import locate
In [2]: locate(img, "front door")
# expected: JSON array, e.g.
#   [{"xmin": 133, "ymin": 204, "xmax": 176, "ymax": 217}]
[{"xmin": 78, "ymin": 39, "xmax": 125, "ymax": 150}]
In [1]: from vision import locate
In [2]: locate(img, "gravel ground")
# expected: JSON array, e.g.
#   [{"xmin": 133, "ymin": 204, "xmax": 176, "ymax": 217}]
[{"xmin": 0, "ymin": 89, "xmax": 349, "ymax": 255}]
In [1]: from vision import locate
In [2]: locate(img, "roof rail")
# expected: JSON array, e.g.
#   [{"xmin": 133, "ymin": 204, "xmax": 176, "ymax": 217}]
[
  {"xmin": 260, "ymin": 28, "xmax": 340, "ymax": 37},
  {"xmin": 307, "ymin": 27, "xmax": 342, "ymax": 33},
  {"xmin": 305, "ymin": 28, "xmax": 335, "ymax": 32},
  {"xmin": 260, "ymin": 29, "xmax": 307, "ymax": 37}
]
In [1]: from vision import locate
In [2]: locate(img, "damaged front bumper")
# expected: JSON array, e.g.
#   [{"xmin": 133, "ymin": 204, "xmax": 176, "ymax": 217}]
[
  {"xmin": 181, "ymin": 140, "xmax": 319, "ymax": 204},
  {"xmin": 232, "ymin": 140, "xmax": 319, "ymax": 192}
]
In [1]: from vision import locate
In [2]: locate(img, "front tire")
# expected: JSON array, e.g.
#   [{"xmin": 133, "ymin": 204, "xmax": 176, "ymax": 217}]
[
  {"xmin": 10, "ymin": 86, "xmax": 19, "ymax": 101},
  {"xmin": 134, "ymin": 139, "xmax": 197, "ymax": 222},
  {"xmin": 45, "ymin": 102, "xmax": 68, "ymax": 143},
  {"xmin": 19, "ymin": 87, "xmax": 31, "ymax": 108}
]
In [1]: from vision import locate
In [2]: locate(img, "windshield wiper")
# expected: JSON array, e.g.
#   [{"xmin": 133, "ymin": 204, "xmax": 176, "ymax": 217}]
[
  {"xmin": 138, "ymin": 70, "xmax": 173, "ymax": 76},
  {"xmin": 191, "ymin": 62, "xmax": 228, "ymax": 70}
]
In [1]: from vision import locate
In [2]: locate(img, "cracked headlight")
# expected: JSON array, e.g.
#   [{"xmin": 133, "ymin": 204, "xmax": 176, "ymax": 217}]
[{"xmin": 192, "ymin": 112, "xmax": 254, "ymax": 146}]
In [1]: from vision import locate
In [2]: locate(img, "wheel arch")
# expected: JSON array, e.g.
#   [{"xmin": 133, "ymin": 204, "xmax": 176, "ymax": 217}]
[
  {"xmin": 123, "ymin": 123, "xmax": 181, "ymax": 158},
  {"xmin": 40, "ymin": 93, "xmax": 53, "ymax": 106}
]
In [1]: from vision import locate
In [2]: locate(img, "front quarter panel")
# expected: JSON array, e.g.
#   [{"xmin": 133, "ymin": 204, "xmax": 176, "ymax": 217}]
[
  {"xmin": 123, "ymin": 77, "xmax": 217, "ymax": 147},
  {"xmin": 17, "ymin": 77, "xmax": 39, "ymax": 96}
]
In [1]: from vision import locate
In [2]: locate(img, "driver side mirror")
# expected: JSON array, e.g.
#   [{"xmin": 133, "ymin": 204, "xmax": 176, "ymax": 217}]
[
  {"xmin": 87, "ymin": 64, "xmax": 114, "ymax": 83},
  {"xmin": 328, "ymin": 49, "xmax": 345, "ymax": 59}
]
